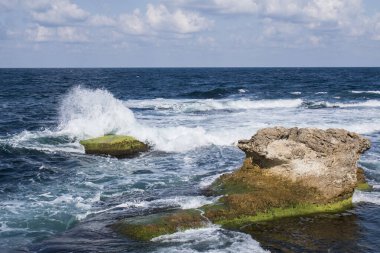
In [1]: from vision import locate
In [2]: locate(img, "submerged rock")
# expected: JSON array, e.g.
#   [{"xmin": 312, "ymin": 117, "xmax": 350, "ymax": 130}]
[
  {"xmin": 79, "ymin": 135, "xmax": 148, "ymax": 158},
  {"xmin": 114, "ymin": 127, "xmax": 371, "ymax": 240}
]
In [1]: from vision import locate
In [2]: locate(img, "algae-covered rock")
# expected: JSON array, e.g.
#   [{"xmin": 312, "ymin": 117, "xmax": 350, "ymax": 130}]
[
  {"xmin": 356, "ymin": 167, "xmax": 373, "ymax": 191},
  {"xmin": 113, "ymin": 127, "xmax": 371, "ymax": 241},
  {"xmin": 202, "ymin": 158, "xmax": 353, "ymax": 229},
  {"xmin": 113, "ymin": 209, "xmax": 207, "ymax": 241},
  {"xmin": 79, "ymin": 135, "xmax": 148, "ymax": 158}
]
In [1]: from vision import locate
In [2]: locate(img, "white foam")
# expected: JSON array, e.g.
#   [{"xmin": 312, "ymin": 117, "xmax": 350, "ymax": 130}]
[
  {"xmin": 5, "ymin": 86, "xmax": 380, "ymax": 154},
  {"xmin": 290, "ymin": 92, "xmax": 302, "ymax": 95},
  {"xmin": 238, "ymin": 89, "xmax": 247, "ymax": 93},
  {"xmin": 77, "ymin": 195, "xmax": 220, "ymax": 220},
  {"xmin": 327, "ymin": 100, "xmax": 380, "ymax": 108},
  {"xmin": 353, "ymin": 191, "xmax": 380, "ymax": 205},
  {"xmin": 54, "ymin": 87, "xmax": 238, "ymax": 152},
  {"xmin": 53, "ymin": 87, "xmax": 302, "ymax": 152},
  {"xmin": 152, "ymin": 226, "xmax": 269, "ymax": 253},
  {"xmin": 316, "ymin": 92, "xmax": 328, "ymax": 94},
  {"xmin": 199, "ymin": 174, "xmax": 224, "ymax": 189},
  {"xmin": 115, "ymin": 196, "xmax": 219, "ymax": 210},
  {"xmin": 351, "ymin": 90, "xmax": 380, "ymax": 94},
  {"xmin": 125, "ymin": 98, "xmax": 303, "ymax": 112},
  {"xmin": 4, "ymin": 129, "xmax": 82, "ymax": 153},
  {"xmin": 343, "ymin": 122, "xmax": 380, "ymax": 134}
]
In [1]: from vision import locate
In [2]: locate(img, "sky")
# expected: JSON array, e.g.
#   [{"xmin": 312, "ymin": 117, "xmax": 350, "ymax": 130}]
[{"xmin": 1, "ymin": 0, "xmax": 380, "ymax": 67}]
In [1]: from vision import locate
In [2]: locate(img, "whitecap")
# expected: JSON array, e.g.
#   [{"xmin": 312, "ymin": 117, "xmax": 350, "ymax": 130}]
[
  {"xmin": 114, "ymin": 195, "xmax": 219, "ymax": 211},
  {"xmin": 152, "ymin": 226, "xmax": 269, "ymax": 253},
  {"xmin": 199, "ymin": 174, "xmax": 225, "ymax": 189},
  {"xmin": 328, "ymin": 100, "xmax": 380, "ymax": 108},
  {"xmin": 353, "ymin": 190, "xmax": 380, "ymax": 205},
  {"xmin": 125, "ymin": 98, "xmax": 303, "ymax": 112},
  {"xmin": 351, "ymin": 91, "xmax": 380, "ymax": 94}
]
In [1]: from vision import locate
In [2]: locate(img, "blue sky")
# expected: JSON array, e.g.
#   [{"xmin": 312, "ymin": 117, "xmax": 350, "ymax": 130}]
[{"xmin": 1, "ymin": 0, "xmax": 380, "ymax": 67}]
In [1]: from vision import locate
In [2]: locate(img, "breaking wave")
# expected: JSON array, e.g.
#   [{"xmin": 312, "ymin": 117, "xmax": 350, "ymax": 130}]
[
  {"xmin": 4, "ymin": 86, "xmax": 380, "ymax": 154},
  {"xmin": 353, "ymin": 190, "xmax": 380, "ymax": 205},
  {"xmin": 351, "ymin": 90, "xmax": 380, "ymax": 95},
  {"xmin": 125, "ymin": 98, "xmax": 303, "ymax": 112},
  {"xmin": 303, "ymin": 100, "xmax": 380, "ymax": 109},
  {"xmin": 152, "ymin": 226, "xmax": 269, "ymax": 253},
  {"xmin": 56, "ymin": 87, "xmax": 231, "ymax": 152}
]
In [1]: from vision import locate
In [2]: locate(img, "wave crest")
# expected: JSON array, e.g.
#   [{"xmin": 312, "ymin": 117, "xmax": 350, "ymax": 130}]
[
  {"xmin": 56, "ymin": 87, "xmax": 226, "ymax": 152},
  {"xmin": 125, "ymin": 98, "xmax": 303, "ymax": 112}
]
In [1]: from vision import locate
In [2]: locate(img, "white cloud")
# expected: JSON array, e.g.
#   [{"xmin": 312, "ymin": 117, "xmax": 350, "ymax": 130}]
[
  {"xmin": 114, "ymin": 4, "xmax": 212, "ymax": 35},
  {"xmin": 20, "ymin": 1, "xmax": 211, "ymax": 46},
  {"xmin": 27, "ymin": 25, "xmax": 88, "ymax": 42},
  {"xmin": 28, "ymin": 0, "xmax": 89, "ymax": 26},
  {"xmin": 184, "ymin": 0, "xmax": 379, "ymax": 46},
  {"xmin": 145, "ymin": 4, "xmax": 212, "ymax": 34},
  {"xmin": 119, "ymin": 9, "xmax": 146, "ymax": 35},
  {"xmin": 88, "ymin": 15, "xmax": 116, "ymax": 27},
  {"xmin": 16, "ymin": 0, "xmax": 380, "ymax": 50},
  {"xmin": 371, "ymin": 14, "xmax": 380, "ymax": 40},
  {"xmin": 212, "ymin": 0, "xmax": 259, "ymax": 14},
  {"xmin": 57, "ymin": 26, "xmax": 88, "ymax": 42}
]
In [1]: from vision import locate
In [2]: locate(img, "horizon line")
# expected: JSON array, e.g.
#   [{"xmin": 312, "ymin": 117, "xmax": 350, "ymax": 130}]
[{"xmin": 1, "ymin": 66, "xmax": 380, "ymax": 69}]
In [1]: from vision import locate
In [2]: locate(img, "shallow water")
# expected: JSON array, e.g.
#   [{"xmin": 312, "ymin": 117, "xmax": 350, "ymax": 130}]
[{"xmin": 0, "ymin": 68, "xmax": 379, "ymax": 252}]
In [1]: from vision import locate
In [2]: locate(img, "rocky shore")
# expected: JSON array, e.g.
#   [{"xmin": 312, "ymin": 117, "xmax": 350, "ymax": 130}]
[{"xmin": 113, "ymin": 127, "xmax": 371, "ymax": 241}]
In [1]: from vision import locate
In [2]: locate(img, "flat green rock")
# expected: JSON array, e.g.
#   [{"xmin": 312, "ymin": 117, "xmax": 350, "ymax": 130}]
[
  {"xmin": 79, "ymin": 135, "xmax": 148, "ymax": 158},
  {"xmin": 113, "ymin": 209, "xmax": 207, "ymax": 241}
]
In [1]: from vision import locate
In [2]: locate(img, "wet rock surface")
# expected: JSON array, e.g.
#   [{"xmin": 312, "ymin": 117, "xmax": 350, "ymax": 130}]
[
  {"xmin": 114, "ymin": 127, "xmax": 371, "ymax": 241},
  {"xmin": 238, "ymin": 127, "xmax": 371, "ymax": 201},
  {"xmin": 80, "ymin": 135, "xmax": 148, "ymax": 158}
]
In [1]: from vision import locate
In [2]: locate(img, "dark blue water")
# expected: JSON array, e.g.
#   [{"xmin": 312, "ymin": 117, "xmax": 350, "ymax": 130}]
[{"xmin": 0, "ymin": 68, "xmax": 380, "ymax": 252}]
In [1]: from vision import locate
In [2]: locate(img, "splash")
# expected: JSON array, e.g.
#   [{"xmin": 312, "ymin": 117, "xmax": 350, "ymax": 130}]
[
  {"xmin": 56, "ymin": 87, "xmax": 230, "ymax": 152},
  {"xmin": 58, "ymin": 86, "xmax": 138, "ymax": 138}
]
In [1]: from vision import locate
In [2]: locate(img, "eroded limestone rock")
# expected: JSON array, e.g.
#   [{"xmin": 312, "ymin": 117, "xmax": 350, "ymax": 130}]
[
  {"xmin": 113, "ymin": 127, "xmax": 371, "ymax": 240},
  {"xmin": 238, "ymin": 127, "xmax": 371, "ymax": 201}
]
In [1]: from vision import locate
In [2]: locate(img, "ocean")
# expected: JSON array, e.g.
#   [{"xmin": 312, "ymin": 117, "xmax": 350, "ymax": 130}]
[{"xmin": 0, "ymin": 68, "xmax": 379, "ymax": 252}]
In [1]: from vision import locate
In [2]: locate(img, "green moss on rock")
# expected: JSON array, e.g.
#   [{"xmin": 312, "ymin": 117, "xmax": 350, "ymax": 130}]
[
  {"xmin": 113, "ymin": 158, "xmax": 355, "ymax": 241},
  {"xmin": 356, "ymin": 167, "xmax": 372, "ymax": 191},
  {"xmin": 214, "ymin": 197, "xmax": 353, "ymax": 229},
  {"xmin": 79, "ymin": 135, "xmax": 148, "ymax": 158},
  {"xmin": 113, "ymin": 209, "xmax": 207, "ymax": 241},
  {"xmin": 204, "ymin": 159, "xmax": 319, "ymax": 219},
  {"xmin": 356, "ymin": 182, "xmax": 372, "ymax": 191}
]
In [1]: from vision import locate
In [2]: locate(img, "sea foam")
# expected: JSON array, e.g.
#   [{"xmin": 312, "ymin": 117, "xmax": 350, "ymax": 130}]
[
  {"xmin": 152, "ymin": 226, "xmax": 269, "ymax": 253},
  {"xmin": 124, "ymin": 98, "xmax": 303, "ymax": 112},
  {"xmin": 351, "ymin": 90, "xmax": 380, "ymax": 94},
  {"xmin": 353, "ymin": 191, "xmax": 380, "ymax": 205},
  {"xmin": 5, "ymin": 86, "xmax": 380, "ymax": 154}
]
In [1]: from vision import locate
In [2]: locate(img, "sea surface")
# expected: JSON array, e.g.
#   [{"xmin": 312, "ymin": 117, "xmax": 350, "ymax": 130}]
[{"xmin": 0, "ymin": 68, "xmax": 379, "ymax": 252}]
